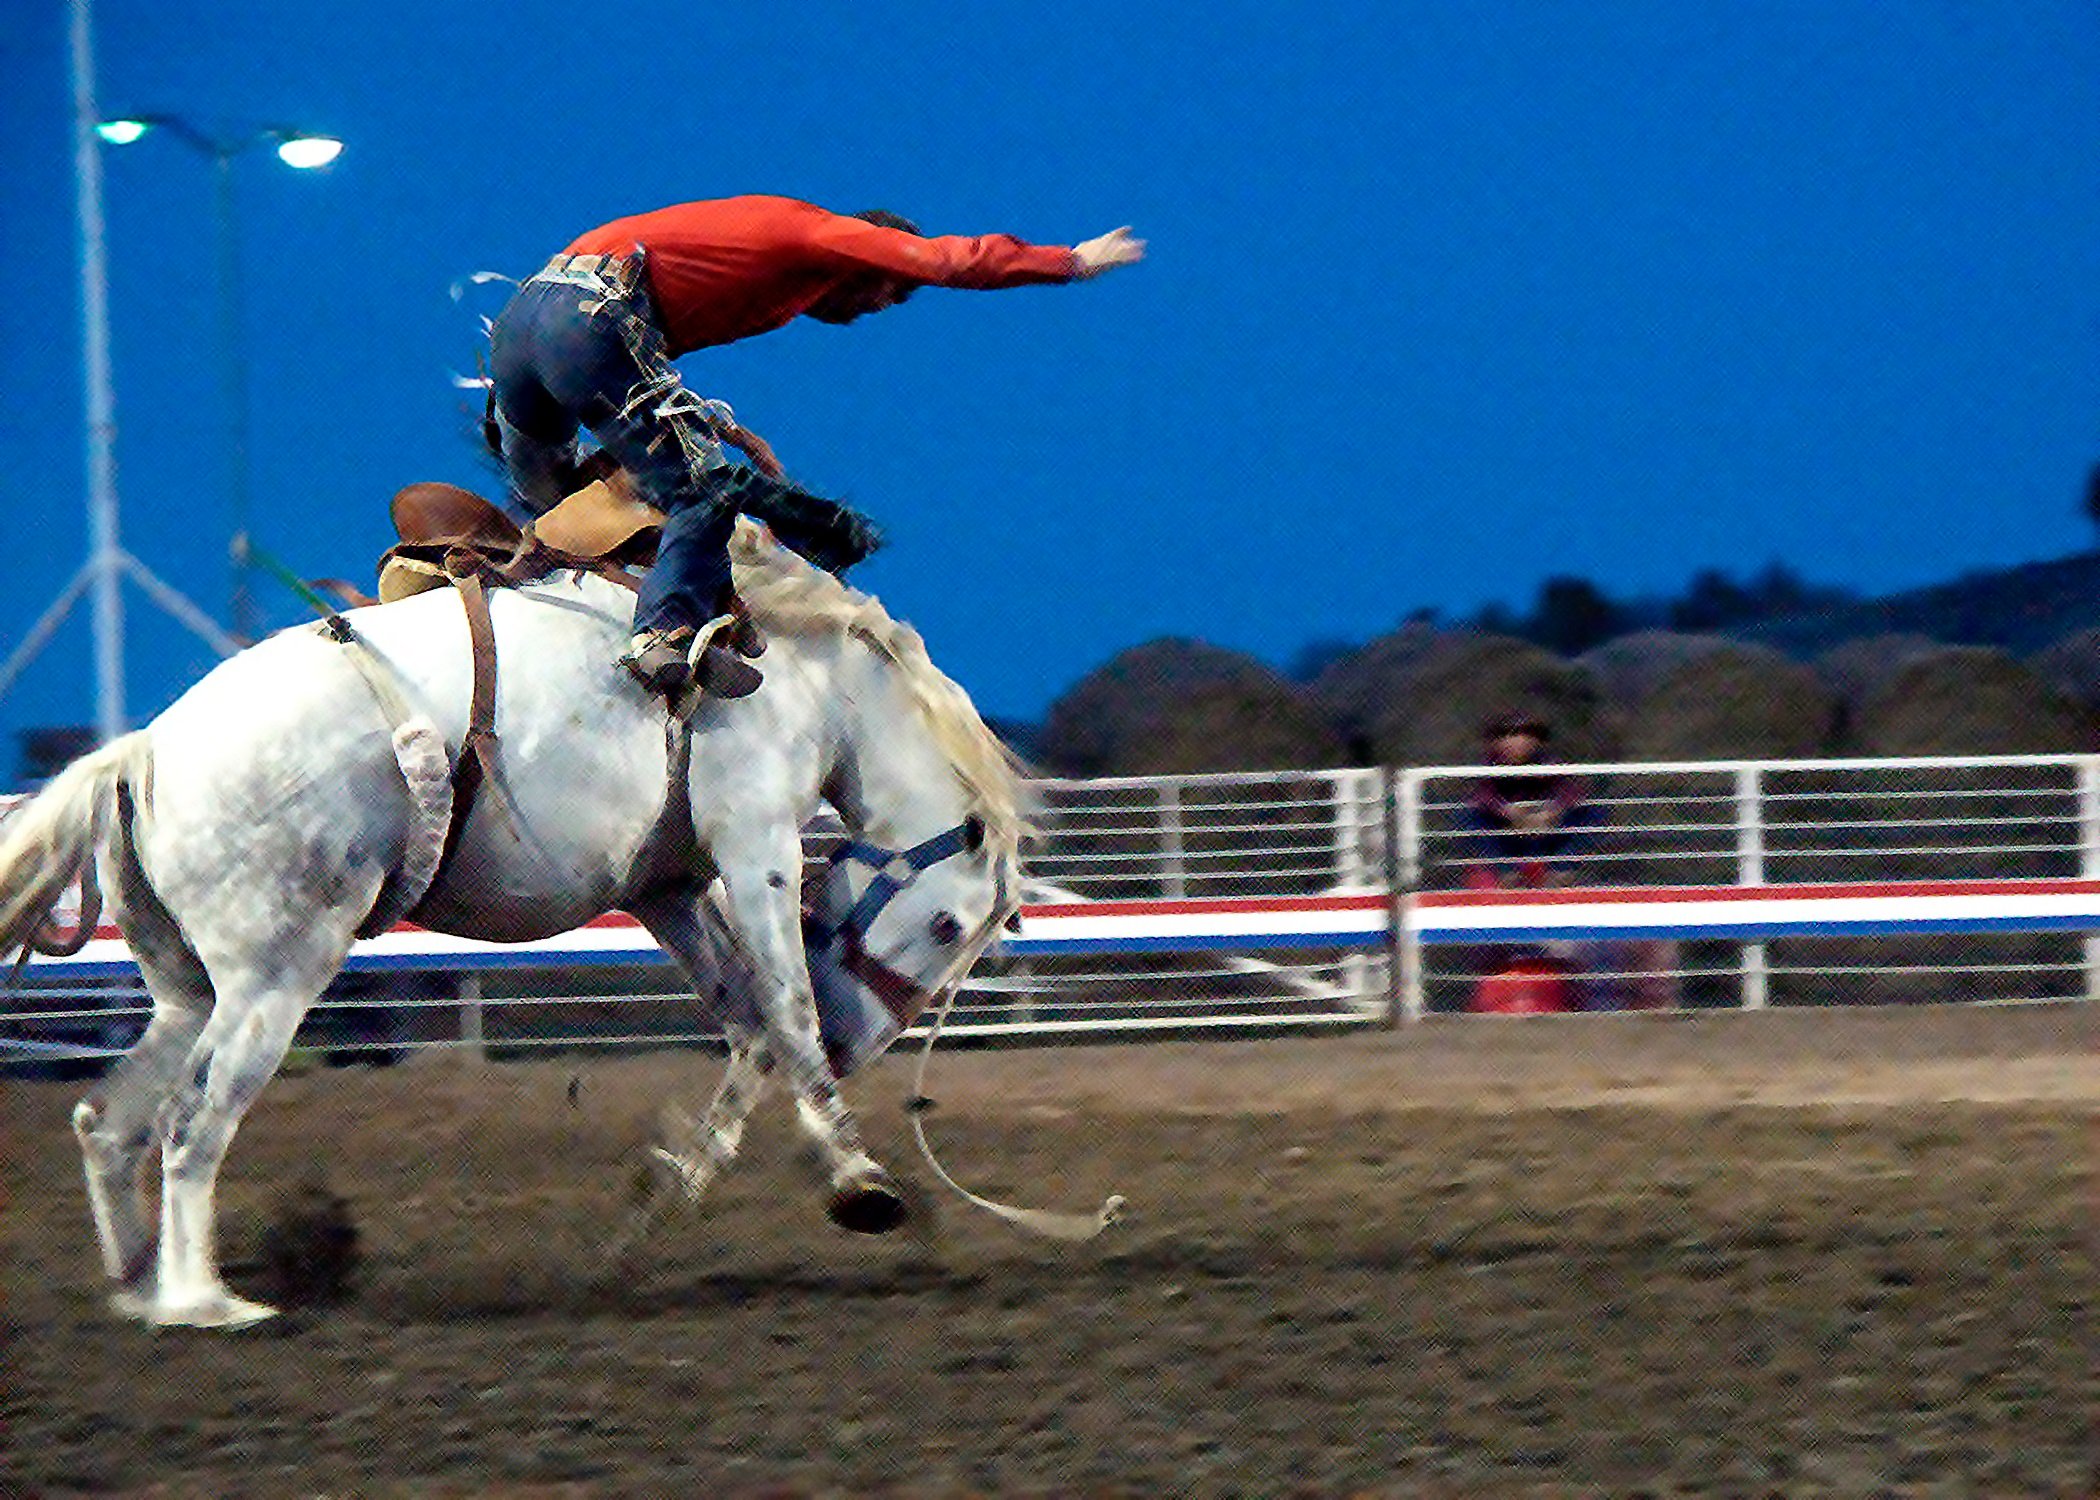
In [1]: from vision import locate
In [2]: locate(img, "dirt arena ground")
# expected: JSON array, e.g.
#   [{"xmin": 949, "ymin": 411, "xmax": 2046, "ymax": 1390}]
[{"xmin": 1, "ymin": 1004, "xmax": 2093, "ymax": 1498}]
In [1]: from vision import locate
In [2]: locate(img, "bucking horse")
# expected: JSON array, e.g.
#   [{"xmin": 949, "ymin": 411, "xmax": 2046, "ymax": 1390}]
[{"xmin": 0, "ymin": 515, "xmax": 1110, "ymax": 1328}]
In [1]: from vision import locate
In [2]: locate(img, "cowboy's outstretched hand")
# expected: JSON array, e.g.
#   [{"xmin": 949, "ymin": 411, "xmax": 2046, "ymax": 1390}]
[{"xmin": 1074, "ymin": 226, "xmax": 1146, "ymax": 278}]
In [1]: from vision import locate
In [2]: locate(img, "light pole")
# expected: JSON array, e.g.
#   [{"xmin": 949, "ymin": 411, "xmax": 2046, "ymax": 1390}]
[
  {"xmin": 93, "ymin": 115, "xmax": 342, "ymax": 643},
  {"xmin": 0, "ymin": 0, "xmax": 245, "ymax": 745}
]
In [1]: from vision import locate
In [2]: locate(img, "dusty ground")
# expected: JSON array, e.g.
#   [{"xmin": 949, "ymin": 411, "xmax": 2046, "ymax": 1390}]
[{"xmin": 1, "ymin": 1004, "xmax": 2094, "ymax": 1498}]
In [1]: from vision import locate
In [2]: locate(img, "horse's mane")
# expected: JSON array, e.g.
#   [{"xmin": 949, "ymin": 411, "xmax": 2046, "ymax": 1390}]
[{"xmin": 728, "ymin": 520, "xmax": 1029, "ymax": 853}]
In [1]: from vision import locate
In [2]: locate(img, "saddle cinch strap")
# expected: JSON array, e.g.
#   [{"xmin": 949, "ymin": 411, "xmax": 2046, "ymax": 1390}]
[{"xmin": 328, "ymin": 563, "xmax": 500, "ymax": 939}]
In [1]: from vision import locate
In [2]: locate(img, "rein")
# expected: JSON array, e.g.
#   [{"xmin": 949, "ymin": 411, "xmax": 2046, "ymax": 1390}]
[{"xmin": 812, "ymin": 820, "xmax": 1123, "ymax": 1243}]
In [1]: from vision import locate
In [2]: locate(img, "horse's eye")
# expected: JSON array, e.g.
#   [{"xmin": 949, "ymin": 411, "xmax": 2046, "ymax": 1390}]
[{"xmin": 929, "ymin": 911, "xmax": 963, "ymax": 946}]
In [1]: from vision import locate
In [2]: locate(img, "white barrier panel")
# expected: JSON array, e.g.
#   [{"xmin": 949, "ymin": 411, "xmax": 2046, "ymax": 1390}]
[
  {"xmin": 1001, "ymin": 894, "xmax": 1388, "ymax": 954},
  {"xmin": 9, "ymin": 756, "xmax": 2100, "ymax": 1048},
  {"xmin": 16, "ymin": 894, "xmax": 1394, "ymax": 980},
  {"xmin": 1413, "ymin": 879, "xmax": 2100, "ymax": 943}
]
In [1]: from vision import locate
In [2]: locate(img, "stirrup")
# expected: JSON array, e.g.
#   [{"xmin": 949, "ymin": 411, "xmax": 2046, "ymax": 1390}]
[
  {"xmin": 725, "ymin": 606, "xmax": 767, "ymax": 660},
  {"xmin": 624, "ymin": 628, "xmax": 696, "ymax": 695},
  {"xmin": 635, "ymin": 617, "xmax": 763, "ymax": 707}
]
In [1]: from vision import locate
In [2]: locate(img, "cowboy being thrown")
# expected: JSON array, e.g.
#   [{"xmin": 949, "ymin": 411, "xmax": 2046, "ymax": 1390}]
[{"xmin": 487, "ymin": 194, "xmax": 1146, "ymax": 698}]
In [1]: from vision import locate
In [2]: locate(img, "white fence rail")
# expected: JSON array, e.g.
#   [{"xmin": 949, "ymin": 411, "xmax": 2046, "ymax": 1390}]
[{"xmin": 5, "ymin": 755, "xmax": 2097, "ymax": 1069}]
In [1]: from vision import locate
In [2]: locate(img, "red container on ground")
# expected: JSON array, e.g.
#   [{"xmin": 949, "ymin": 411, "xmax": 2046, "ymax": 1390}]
[{"xmin": 1470, "ymin": 958, "xmax": 1574, "ymax": 1014}]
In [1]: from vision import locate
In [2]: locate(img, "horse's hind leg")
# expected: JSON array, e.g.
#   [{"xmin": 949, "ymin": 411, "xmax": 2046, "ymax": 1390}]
[
  {"xmin": 138, "ymin": 931, "xmax": 358, "ymax": 1328},
  {"xmin": 72, "ymin": 838, "xmax": 213, "ymax": 1293},
  {"xmin": 74, "ymin": 995, "xmax": 206, "ymax": 1291}
]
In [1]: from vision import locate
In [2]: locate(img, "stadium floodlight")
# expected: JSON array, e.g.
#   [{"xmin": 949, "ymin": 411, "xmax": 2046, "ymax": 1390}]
[{"xmin": 274, "ymin": 134, "xmax": 342, "ymax": 170}]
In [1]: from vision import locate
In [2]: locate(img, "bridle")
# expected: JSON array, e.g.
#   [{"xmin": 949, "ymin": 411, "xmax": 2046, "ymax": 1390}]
[{"xmin": 806, "ymin": 814, "xmax": 1010, "ymax": 1026}]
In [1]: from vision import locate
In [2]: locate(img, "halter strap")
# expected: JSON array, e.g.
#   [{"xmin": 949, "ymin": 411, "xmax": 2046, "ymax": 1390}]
[{"xmin": 817, "ymin": 820, "xmax": 978, "ymax": 946}]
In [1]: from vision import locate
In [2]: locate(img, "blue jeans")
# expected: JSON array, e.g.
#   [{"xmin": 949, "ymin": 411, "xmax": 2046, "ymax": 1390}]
[{"xmin": 488, "ymin": 257, "xmax": 736, "ymax": 635}]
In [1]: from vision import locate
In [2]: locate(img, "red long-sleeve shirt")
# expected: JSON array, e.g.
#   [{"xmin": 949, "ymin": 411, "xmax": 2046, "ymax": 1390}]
[{"xmin": 564, "ymin": 195, "xmax": 1081, "ymax": 357}]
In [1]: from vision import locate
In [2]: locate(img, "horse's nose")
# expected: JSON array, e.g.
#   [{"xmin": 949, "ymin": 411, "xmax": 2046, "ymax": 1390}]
[{"xmin": 928, "ymin": 911, "xmax": 963, "ymax": 946}]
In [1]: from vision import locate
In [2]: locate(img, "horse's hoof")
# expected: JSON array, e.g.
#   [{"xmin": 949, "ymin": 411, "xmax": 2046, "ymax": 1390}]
[
  {"xmin": 137, "ymin": 1290, "xmax": 281, "ymax": 1330},
  {"xmin": 827, "ymin": 1177, "xmax": 908, "ymax": 1235}
]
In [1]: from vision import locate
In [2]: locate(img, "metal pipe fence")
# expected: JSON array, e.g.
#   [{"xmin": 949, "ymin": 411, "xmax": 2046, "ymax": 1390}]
[
  {"xmin": 1398, "ymin": 753, "xmax": 2100, "ymax": 1019},
  {"xmin": 5, "ymin": 755, "xmax": 2096, "ymax": 1070}
]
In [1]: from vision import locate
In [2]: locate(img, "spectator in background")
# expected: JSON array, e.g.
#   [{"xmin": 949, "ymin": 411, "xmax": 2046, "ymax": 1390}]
[{"xmin": 1461, "ymin": 712, "xmax": 1603, "ymax": 889}]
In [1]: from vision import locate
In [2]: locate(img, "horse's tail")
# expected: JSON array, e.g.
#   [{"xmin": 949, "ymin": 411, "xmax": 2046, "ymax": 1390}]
[{"xmin": 0, "ymin": 732, "xmax": 152, "ymax": 956}]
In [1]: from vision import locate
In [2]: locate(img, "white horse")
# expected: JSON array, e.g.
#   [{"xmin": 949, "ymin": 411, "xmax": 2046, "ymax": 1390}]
[{"xmin": 0, "ymin": 521, "xmax": 1029, "ymax": 1327}]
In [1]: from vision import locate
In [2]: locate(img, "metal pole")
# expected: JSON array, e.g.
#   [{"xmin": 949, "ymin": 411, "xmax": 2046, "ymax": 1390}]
[
  {"xmin": 2077, "ymin": 758, "xmax": 2100, "ymax": 1001},
  {"xmin": 0, "ymin": 571, "xmax": 94, "ymax": 704},
  {"xmin": 1160, "ymin": 781, "xmax": 1185, "ymax": 898},
  {"xmin": 1333, "ymin": 769, "xmax": 1371, "ymax": 1007},
  {"xmin": 1735, "ymin": 765, "xmax": 1768, "ymax": 1010},
  {"xmin": 69, "ymin": 0, "xmax": 125, "ymax": 741},
  {"xmin": 458, "ymin": 971, "xmax": 485, "ymax": 1062},
  {"xmin": 1392, "ymin": 766, "xmax": 1424, "ymax": 1024},
  {"xmin": 212, "ymin": 149, "xmax": 258, "ymax": 644}
]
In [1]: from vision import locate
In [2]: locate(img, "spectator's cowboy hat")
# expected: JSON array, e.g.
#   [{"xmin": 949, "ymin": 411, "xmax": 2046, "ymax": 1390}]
[{"xmin": 1483, "ymin": 711, "xmax": 1551, "ymax": 741}]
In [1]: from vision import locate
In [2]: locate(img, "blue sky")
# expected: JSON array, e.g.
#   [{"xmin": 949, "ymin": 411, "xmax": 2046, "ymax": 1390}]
[{"xmin": 3, "ymin": 1, "xmax": 2096, "ymax": 755}]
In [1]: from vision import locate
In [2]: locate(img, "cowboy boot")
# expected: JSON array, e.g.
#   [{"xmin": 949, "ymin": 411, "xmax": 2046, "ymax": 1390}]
[
  {"xmin": 718, "ymin": 470, "xmax": 885, "ymax": 577},
  {"xmin": 625, "ymin": 626, "xmax": 763, "ymax": 700},
  {"xmin": 694, "ymin": 640, "xmax": 762, "ymax": 698}
]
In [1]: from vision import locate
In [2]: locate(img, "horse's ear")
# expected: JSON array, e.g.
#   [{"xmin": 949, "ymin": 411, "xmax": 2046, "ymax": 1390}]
[{"xmin": 962, "ymin": 814, "xmax": 987, "ymax": 852}]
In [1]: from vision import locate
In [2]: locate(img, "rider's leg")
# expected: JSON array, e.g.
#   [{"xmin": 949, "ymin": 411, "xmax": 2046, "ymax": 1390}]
[
  {"xmin": 487, "ymin": 281, "xmax": 584, "ymax": 520},
  {"xmin": 529, "ymin": 287, "xmax": 759, "ymax": 696},
  {"xmin": 625, "ymin": 500, "xmax": 757, "ymax": 694},
  {"xmin": 490, "ymin": 404, "xmax": 580, "ymax": 521}
]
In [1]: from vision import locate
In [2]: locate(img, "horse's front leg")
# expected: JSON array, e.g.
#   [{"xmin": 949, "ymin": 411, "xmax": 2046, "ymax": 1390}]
[
  {"xmin": 655, "ymin": 1030, "xmax": 770, "ymax": 1206},
  {"xmin": 703, "ymin": 826, "xmax": 906, "ymax": 1234},
  {"xmin": 627, "ymin": 889, "xmax": 771, "ymax": 1212}
]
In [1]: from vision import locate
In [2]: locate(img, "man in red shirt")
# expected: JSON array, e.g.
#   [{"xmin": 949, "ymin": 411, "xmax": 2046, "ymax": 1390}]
[{"xmin": 487, "ymin": 195, "xmax": 1145, "ymax": 697}]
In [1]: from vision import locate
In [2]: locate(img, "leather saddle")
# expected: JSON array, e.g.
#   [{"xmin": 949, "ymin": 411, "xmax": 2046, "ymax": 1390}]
[{"xmin": 380, "ymin": 478, "xmax": 664, "ymax": 604}]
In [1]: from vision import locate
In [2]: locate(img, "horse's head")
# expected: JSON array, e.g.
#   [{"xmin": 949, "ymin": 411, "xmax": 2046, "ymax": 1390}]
[
  {"xmin": 723, "ymin": 516, "xmax": 1028, "ymax": 1076},
  {"xmin": 802, "ymin": 808, "xmax": 1020, "ymax": 1079}
]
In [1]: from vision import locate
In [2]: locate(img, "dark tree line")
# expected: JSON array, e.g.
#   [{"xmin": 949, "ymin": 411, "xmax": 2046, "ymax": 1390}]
[{"xmin": 1455, "ymin": 562, "xmax": 1856, "ymax": 658}]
